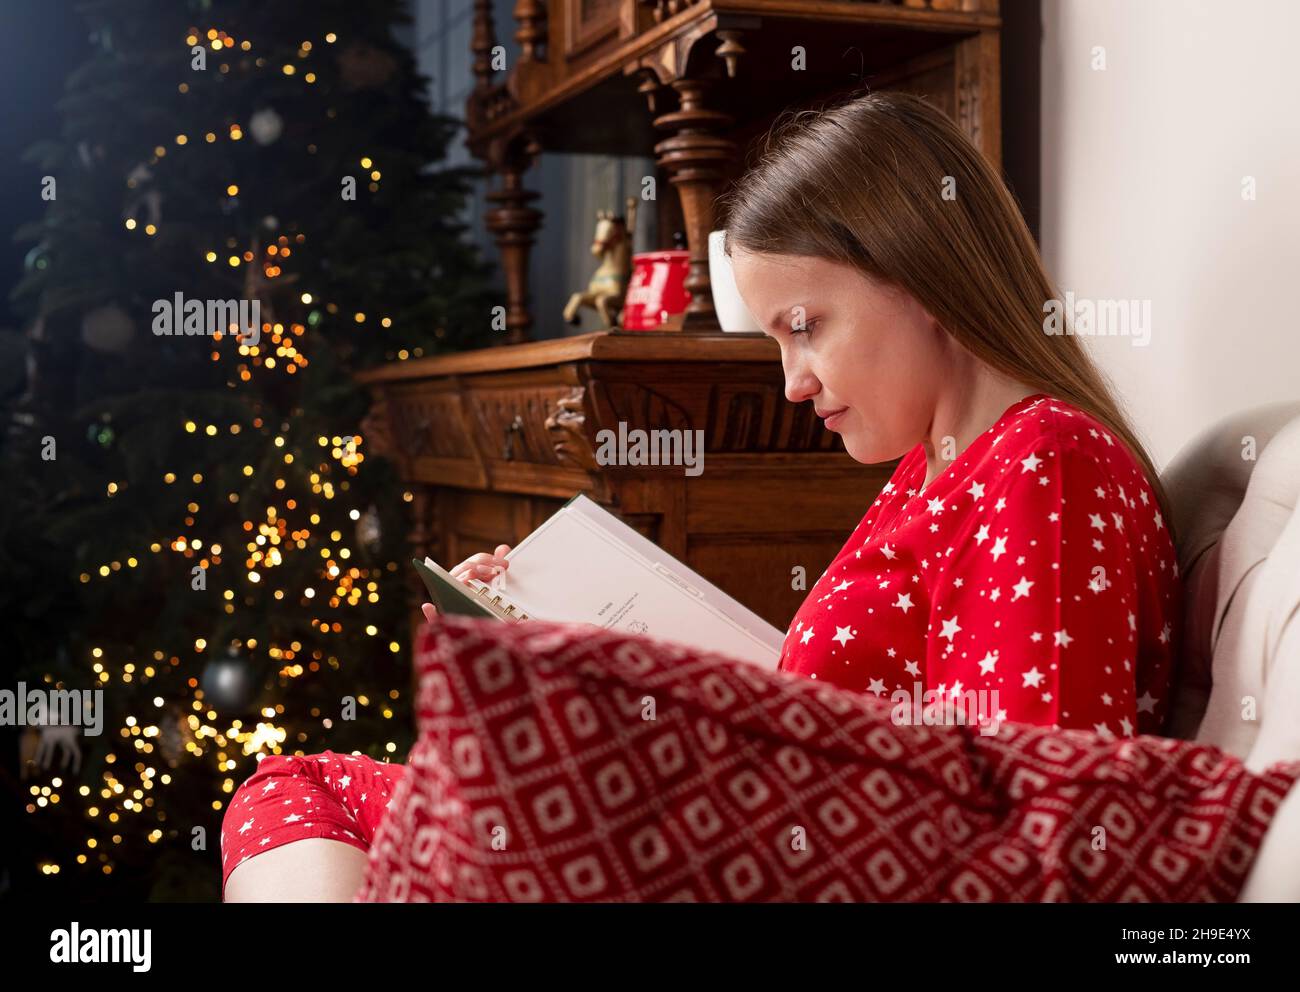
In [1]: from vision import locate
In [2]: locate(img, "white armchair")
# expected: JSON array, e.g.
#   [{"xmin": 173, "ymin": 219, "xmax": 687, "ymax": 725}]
[{"xmin": 1161, "ymin": 400, "xmax": 1300, "ymax": 756}]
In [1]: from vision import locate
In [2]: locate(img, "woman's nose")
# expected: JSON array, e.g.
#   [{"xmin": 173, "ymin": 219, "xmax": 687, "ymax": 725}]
[{"xmin": 781, "ymin": 353, "xmax": 819, "ymax": 406}]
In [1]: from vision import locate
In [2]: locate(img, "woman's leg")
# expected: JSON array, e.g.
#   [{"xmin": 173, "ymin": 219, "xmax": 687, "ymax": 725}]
[
  {"xmin": 220, "ymin": 750, "xmax": 406, "ymax": 902},
  {"xmin": 224, "ymin": 838, "xmax": 371, "ymax": 902},
  {"xmin": 365, "ymin": 623, "xmax": 1300, "ymax": 902}
]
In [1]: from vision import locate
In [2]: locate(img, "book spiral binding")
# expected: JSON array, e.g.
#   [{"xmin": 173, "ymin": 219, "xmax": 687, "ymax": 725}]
[{"xmin": 468, "ymin": 580, "xmax": 529, "ymax": 623}]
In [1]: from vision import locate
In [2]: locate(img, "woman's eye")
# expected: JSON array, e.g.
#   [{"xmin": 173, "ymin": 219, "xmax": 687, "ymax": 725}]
[{"xmin": 790, "ymin": 318, "xmax": 820, "ymax": 336}]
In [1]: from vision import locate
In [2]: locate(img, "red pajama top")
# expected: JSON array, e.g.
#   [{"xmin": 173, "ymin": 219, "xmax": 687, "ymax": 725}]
[{"xmin": 777, "ymin": 393, "xmax": 1180, "ymax": 737}]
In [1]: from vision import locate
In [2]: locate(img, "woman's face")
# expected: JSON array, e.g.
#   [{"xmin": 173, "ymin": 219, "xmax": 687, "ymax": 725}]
[{"xmin": 729, "ymin": 249, "xmax": 953, "ymax": 465}]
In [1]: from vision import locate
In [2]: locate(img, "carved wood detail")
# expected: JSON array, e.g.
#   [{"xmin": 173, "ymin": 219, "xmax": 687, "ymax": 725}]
[
  {"xmin": 465, "ymin": 1, "xmax": 1002, "ymax": 341},
  {"xmin": 651, "ymin": 78, "xmax": 734, "ymax": 330},
  {"xmin": 514, "ymin": 0, "xmax": 548, "ymax": 63},
  {"xmin": 484, "ymin": 134, "xmax": 545, "ymax": 346},
  {"xmin": 362, "ymin": 331, "xmax": 895, "ymax": 631}
]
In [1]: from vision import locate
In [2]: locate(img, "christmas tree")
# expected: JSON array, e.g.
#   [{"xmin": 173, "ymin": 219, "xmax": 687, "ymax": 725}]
[{"xmin": 5, "ymin": 0, "xmax": 497, "ymax": 901}]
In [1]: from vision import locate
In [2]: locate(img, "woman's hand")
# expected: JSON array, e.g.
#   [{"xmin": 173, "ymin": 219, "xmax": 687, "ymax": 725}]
[
  {"xmin": 418, "ymin": 545, "xmax": 598, "ymax": 635},
  {"xmin": 420, "ymin": 544, "xmax": 511, "ymax": 625},
  {"xmin": 450, "ymin": 543, "xmax": 512, "ymax": 587}
]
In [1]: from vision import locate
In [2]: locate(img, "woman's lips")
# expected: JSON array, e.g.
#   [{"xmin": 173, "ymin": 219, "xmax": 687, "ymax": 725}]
[{"xmin": 820, "ymin": 407, "xmax": 848, "ymax": 430}]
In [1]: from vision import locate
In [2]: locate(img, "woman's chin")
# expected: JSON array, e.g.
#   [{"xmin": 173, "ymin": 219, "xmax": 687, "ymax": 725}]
[
  {"xmin": 841, "ymin": 433, "xmax": 907, "ymax": 467},
  {"xmin": 840, "ymin": 435, "xmax": 879, "ymax": 465}
]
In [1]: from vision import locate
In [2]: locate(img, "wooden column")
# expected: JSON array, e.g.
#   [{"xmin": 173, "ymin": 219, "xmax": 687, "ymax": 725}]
[
  {"xmin": 652, "ymin": 78, "xmax": 735, "ymax": 331},
  {"xmin": 484, "ymin": 137, "xmax": 544, "ymax": 345}
]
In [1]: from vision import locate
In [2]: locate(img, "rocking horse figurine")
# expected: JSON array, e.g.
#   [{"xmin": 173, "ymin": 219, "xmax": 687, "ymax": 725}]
[{"xmin": 563, "ymin": 195, "xmax": 638, "ymax": 330}]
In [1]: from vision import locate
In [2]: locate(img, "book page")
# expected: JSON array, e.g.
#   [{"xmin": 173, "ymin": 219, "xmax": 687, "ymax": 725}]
[{"xmin": 499, "ymin": 497, "xmax": 784, "ymax": 669}]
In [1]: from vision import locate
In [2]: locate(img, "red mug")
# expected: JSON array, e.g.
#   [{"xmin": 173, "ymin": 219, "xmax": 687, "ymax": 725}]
[{"xmin": 621, "ymin": 250, "xmax": 693, "ymax": 330}]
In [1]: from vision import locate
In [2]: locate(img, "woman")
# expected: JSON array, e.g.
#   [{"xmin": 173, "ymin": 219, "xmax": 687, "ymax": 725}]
[{"xmin": 221, "ymin": 90, "xmax": 1300, "ymax": 902}]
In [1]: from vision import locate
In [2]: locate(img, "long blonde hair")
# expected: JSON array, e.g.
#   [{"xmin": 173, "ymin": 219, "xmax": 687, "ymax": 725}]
[{"xmin": 719, "ymin": 89, "xmax": 1173, "ymax": 534}]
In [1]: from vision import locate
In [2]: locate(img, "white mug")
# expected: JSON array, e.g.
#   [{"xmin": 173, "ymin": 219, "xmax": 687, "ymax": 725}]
[{"xmin": 708, "ymin": 229, "xmax": 762, "ymax": 333}]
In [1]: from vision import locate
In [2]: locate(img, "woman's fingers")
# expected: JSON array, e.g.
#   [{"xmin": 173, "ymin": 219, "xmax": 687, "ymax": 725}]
[
  {"xmin": 450, "ymin": 546, "xmax": 512, "ymax": 586},
  {"xmin": 453, "ymin": 551, "xmax": 501, "ymax": 571},
  {"xmin": 453, "ymin": 563, "xmax": 504, "ymax": 585},
  {"xmin": 421, "ymin": 603, "xmax": 438, "ymax": 624}
]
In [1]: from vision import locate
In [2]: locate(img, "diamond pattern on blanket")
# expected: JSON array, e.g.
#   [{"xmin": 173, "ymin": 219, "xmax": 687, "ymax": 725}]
[{"xmin": 355, "ymin": 615, "xmax": 1300, "ymax": 903}]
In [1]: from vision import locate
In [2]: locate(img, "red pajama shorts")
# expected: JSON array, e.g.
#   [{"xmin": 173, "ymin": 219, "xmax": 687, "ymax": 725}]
[{"xmin": 220, "ymin": 750, "xmax": 405, "ymax": 898}]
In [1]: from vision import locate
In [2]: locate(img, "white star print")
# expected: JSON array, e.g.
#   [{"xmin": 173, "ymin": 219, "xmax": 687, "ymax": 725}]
[{"xmin": 767, "ymin": 397, "xmax": 1179, "ymax": 747}]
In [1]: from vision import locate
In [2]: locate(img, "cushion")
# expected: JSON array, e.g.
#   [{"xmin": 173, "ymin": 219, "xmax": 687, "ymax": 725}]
[
  {"xmin": 354, "ymin": 613, "xmax": 1291, "ymax": 903},
  {"xmin": 1161, "ymin": 403, "xmax": 1300, "ymax": 753}
]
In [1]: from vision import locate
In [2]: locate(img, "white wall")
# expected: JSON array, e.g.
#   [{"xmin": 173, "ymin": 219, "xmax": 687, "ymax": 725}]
[{"xmin": 1040, "ymin": 0, "xmax": 1300, "ymax": 467}]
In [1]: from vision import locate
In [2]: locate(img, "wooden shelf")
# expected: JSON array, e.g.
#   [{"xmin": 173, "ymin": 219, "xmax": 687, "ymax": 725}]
[
  {"xmin": 359, "ymin": 330, "xmax": 778, "ymax": 383},
  {"xmin": 462, "ymin": 0, "xmax": 1004, "ymax": 341}
]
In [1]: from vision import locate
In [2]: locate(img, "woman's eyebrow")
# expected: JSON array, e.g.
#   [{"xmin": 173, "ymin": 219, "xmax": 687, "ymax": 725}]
[
  {"xmin": 768, "ymin": 304, "xmax": 814, "ymax": 331},
  {"xmin": 767, "ymin": 305, "xmax": 795, "ymax": 330}
]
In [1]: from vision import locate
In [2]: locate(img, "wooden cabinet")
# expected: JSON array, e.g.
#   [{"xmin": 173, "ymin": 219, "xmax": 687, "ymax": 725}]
[
  {"xmin": 360, "ymin": 2, "xmax": 1010, "ymax": 646},
  {"xmin": 469, "ymin": 0, "xmax": 1004, "ymax": 339},
  {"xmin": 361, "ymin": 330, "xmax": 895, "ymax": 632}
]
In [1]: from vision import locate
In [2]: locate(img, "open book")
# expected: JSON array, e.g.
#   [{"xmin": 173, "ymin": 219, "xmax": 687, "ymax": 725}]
[{"xmin": 412, "ymin": 493, "xmax": 785, "ymax": 669}]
